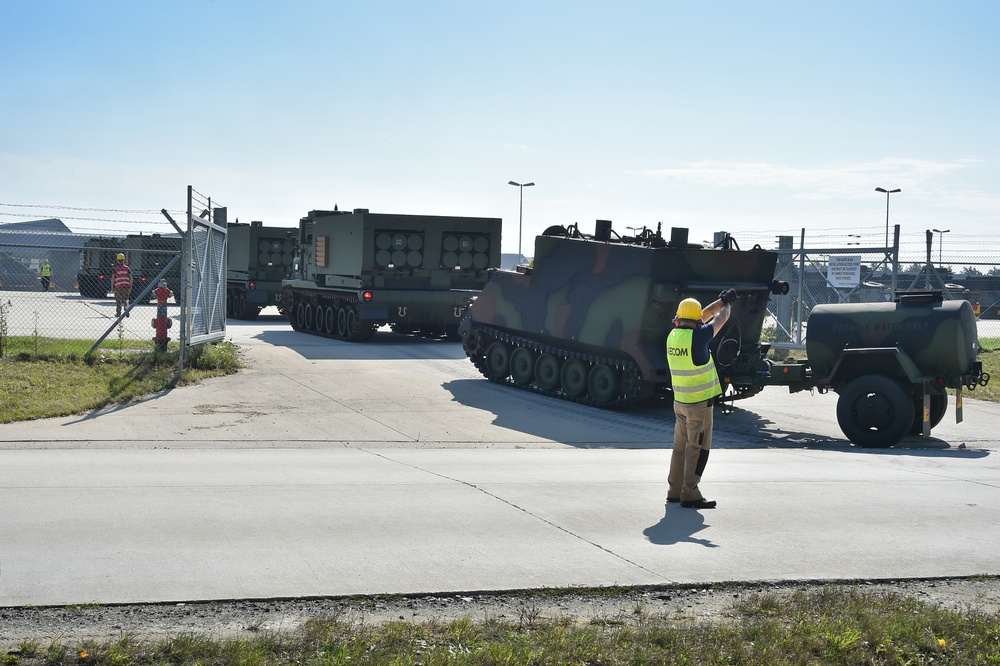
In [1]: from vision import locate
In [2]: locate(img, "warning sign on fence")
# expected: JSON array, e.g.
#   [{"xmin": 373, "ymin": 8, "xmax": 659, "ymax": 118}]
[{"xmin": 827, "ymin": 255, "xmax": 861, "ymax": 288}]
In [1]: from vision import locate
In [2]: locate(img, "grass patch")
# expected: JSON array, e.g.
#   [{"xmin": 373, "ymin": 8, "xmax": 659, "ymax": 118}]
[
  {"xmin": 0, "ymin": 342, "xmax": 241, "ymax": 423},
  {"xmin": 4, "ymin": 587, "xmax": 998, "ymax": 665}
]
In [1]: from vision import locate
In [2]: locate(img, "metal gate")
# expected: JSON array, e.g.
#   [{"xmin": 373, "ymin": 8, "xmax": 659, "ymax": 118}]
[{"xmin": 183, "ymin": 186, "xmax": 227, "ymax": 348}]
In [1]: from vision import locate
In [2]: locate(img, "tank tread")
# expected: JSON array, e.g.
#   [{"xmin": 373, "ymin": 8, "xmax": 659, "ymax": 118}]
[
  {"xmin": 284, "ymin": 287, "xmax": 378, "ymax": 342},
  {"xmin": 467, "ymin": 324, "xmax": 650, "ymax": 409}
]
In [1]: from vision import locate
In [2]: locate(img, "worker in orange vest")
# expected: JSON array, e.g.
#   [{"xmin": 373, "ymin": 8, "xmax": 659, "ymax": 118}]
[{"xmin": 113, "ymin": 253, "xmax": 133, "ymax": 318}]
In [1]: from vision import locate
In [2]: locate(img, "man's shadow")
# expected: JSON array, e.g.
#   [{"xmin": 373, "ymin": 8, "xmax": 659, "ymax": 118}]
[{"xmin": 643, "ymin": 506, "xmax": 719, "ymax": 548}]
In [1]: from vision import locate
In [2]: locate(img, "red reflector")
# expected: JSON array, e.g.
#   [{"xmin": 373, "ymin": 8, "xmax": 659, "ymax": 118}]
[
  {"xmin": 249, "ymin": 281, "xmax": 256, "ymax": 290},
  {"xmin": 362, "ymin": 290, "xmax": 374, "ymax": 302}
]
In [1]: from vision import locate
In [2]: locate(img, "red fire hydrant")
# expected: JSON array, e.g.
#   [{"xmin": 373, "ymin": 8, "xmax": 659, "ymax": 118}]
[{"xmin": 152, "ymin": 279, "xmax": 173, "ymax": 351}]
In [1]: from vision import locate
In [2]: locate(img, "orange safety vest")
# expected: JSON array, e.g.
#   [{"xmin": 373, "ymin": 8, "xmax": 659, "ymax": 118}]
[{"xmin": 113, "ymin": 264, "xmax": 132, "ymax": 289}]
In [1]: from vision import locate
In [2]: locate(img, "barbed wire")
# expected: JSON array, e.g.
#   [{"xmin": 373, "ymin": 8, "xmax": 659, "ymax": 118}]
[{"xmin": 0, "ymin": 202, "xmax": 182, "ymax": 215}]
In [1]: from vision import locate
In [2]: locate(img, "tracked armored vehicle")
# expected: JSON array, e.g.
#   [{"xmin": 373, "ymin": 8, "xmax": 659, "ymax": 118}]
[
  {"xmin": 460, "ymin": 221, "xmax": 989, "ymax": 448},
  {"xmin": 282, "ymin": 208, "xmax": 501, "ymax": 341},
  {"xmin": 227, "ymin": 221, "xmax": 297, "ymax": 319},
  {"xmin": 460, "ymin": 221, "xmax": 787, "ymax": 407}
]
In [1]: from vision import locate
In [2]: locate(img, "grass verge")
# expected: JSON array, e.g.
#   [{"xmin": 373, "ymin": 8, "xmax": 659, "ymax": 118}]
[
  {"xmin": 3, "ymin": 586, "xmax": 998, "ymax": 665},
  {"xmin": 0, "ymin": 341, "xmax": 241, "ymax": 423}
]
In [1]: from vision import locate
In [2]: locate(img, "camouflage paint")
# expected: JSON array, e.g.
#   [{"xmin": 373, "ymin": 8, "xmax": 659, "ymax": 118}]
[{"xmin": 465, "ymin": 224, "xmax": 781, "ymax": 399}]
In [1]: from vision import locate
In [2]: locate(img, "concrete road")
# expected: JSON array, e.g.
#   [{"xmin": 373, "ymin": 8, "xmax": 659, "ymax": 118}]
[{"xmin": 1, "ymin": 313, "xmax": 998, "ymax": 606}]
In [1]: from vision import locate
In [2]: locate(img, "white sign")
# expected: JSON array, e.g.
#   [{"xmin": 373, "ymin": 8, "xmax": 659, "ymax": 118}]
[{"xmin": 828, "ymin": 255, "xmax": 861, "ymax": 288}]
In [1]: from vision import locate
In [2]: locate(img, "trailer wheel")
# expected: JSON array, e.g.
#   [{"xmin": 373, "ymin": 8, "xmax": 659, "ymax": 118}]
[
  {"xmin": 485, "ymin": 341, "xmax": 510, "ymax": 380},
  {"xmin": 836, "ymin": 375, "xmax": 915, "ymax": 447},
  {"xmin": 909, "ymin": 393, "xmax": 948, "ymax": 436}
]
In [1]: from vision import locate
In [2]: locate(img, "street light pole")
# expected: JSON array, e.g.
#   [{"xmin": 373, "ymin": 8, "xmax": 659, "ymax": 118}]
[
  {"xmin": 875, "ymin": 187, "xmax": 901, "ymax": 248},
  {"xmin": 932, "ymin": 228, "xmax": 950, "ymax": 265},
  {"xmin": 508, "ymin": 180, "xmax": 535, "ymax": 258}
]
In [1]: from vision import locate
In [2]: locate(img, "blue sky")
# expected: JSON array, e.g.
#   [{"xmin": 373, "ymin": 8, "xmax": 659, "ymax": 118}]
[{"xmin": 1, "ymin": 1, "xmax": 997, "ymax": 259}]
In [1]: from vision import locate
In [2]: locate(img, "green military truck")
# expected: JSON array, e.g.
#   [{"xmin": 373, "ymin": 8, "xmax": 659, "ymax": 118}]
[
  {"xmin": 227, "ymin": 221, "xmax": 297, "ymax": 319},
  {"xmin": 77, "ymin": 237, "xmax": 122, "ymax": 298},
  {"xmin": 282, "ymin": 208, "xmax": 501, "ymax": 341}
]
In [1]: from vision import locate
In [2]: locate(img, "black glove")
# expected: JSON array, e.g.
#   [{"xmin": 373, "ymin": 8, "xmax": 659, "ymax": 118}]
[{"xmin": 719, "ymin": 288, "xmax": 738, "ymax": 305}]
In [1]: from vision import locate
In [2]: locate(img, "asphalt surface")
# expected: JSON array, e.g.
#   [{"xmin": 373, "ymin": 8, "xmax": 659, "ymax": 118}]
[{"xmin": 2, "ymin": 312, "xmax": 999, "ymax": 607}]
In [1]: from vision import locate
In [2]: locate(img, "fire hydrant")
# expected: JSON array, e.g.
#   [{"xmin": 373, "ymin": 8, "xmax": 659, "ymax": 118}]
[{"xmin": 152, "ymin": 279, "xmax": 173, "ymax": 351}]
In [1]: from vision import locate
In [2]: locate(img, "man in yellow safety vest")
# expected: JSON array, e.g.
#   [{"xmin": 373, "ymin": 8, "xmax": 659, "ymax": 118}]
[
  {"xmin": 40, "ymin": 259, "xmax": 52, "ymax": 291},
  {"xmin": 664, "ymin": 288, "xmax": 737, "ymax": 509}
]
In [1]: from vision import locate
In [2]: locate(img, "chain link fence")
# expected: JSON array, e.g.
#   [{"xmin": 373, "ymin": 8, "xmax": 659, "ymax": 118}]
[
  {"xmin": 3, "ymin": 220, "xmax": 999, "ymax": 357},
  {"xmin": 0, "ymin": 188, "xmax": 226, "ymax": 362},
  {"xmin": 737, "ymin": 226, "xmax": 1000, "ymax": 352},
  {"xmin": 0, "ymin": 234, "xmax": 183, "ymax": 359}
]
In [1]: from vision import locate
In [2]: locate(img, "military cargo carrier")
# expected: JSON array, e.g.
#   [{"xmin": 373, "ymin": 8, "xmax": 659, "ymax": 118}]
[{"xmin": 282, "ymin": 208, "xmax": 501, "ymax": 341}]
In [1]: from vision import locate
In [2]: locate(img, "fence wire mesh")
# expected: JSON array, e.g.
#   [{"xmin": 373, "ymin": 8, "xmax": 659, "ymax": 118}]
[
  {"xmin": 0, "ymin": 234, "xmax": 182, "ymax": 359},
  {"xmin": 2, "ymin": 222, "xmax": 999, "ymax": 357}
]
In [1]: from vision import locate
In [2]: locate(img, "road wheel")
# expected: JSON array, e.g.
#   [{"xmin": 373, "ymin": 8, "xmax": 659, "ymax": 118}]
[
  {"xmin": 485, "ymin": 341, "xmax": 510, "ymax": 380},
  {"xmin": 235, "ymin": 293, "xmax": 249, "ymax": 319},
  {"xmin": 560, "ymin": 358, "xmax": 588, "ymax": 398},
  {"xmin": 836, "ymin": 375, "xmax": 915, "ymax": 447},
  {"xmin": 295, "ymin": 302, "xmax": 306, "ymax": 329},
  {"xmin": 346, "ymin": 307, "xmax": 358, "ymax": 336},
  {"xmin": 336, "ymin": 303, "xmax": 349, "ymax": 337},
  {"xmin": 534, "ymin": 353, "xmax": 560, "ymax": 391},
  {"xmin": 509, "ymin": 347, "xmax": 535, "ymax": 386},
  {"xmin": 323, "ymin": 305, "xmax": 336, "ymax": 335},
  {"xmin": 302, "ymin": 302, "xmax": 314, "ymax": 330},
  {"xmin": 313, "ymin": 304, "xmax": 325, "ymax": 332},
  {"xmin": 909, "ymin": 393, "xmax": 948, "ymax": 435},
  {"xmin": 588, "ymin": 364, "xmax": 619, "ymax": 404}
]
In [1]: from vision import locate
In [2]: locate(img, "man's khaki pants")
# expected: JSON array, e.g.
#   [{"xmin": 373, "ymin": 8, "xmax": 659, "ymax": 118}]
[
  {"xmin": 667, "ymin": 398, "xmax": 714, "ymax": 502},
  {"xmin": 114, "ymin": 287, "xmax": 130, "ymax": 317}
]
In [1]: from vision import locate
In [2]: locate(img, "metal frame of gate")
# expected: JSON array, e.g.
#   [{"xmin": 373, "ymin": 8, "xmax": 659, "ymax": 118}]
[{"xmin": 181, "ymin": 186, "xmax": 227, "ymax": 368}]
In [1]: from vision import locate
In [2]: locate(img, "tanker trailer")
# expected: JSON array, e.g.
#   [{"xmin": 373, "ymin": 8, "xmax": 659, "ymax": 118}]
[
  {"xmin": 282, "ymin": 208, "xmax": 501, "ymax": 341},
  {"xmin": 767, "ymin": 290, "xmax": 990, "ymax": 447},
  {"xmin": 460, "ymin": 221, "xmax": 789, "ymax": 407},
  {"xmin": 227, "ymin": 220, "xmax": 297, "ymax": 319}
]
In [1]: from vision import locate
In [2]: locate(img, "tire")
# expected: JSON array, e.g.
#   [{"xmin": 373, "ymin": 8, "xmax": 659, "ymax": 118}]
[
  {"xmin": 909, "ymin": 393, "xmax": 948, "ymax": 436},
  {"xmin": 509, "ymin": 347, "xmax": 535, "ymax": 386},
  {"xmin": 485, "ymin": 341, "xmax": 510, "ymax": 380},
  {"xmin": 588, "ymin": 364, "xmax": 618, "ymax": 404},
  {"xmin": 836, "ymin": 375, "xmax": 915, "ymax": 447},
  {"xmin": 560, "ymin": 359, "xmax": 588, "ymax": 398},
  {"xmin": 534, "ymin": 353, "xmax": 560, "ymax": 391}
]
